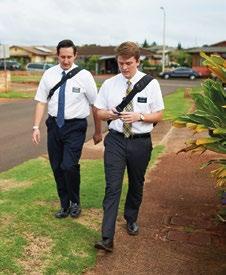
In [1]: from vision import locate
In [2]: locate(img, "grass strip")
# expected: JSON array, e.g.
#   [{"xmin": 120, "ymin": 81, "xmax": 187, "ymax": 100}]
[{"xmin": 0, "ymin": 145, "xmax": 164, "ymax": 274}]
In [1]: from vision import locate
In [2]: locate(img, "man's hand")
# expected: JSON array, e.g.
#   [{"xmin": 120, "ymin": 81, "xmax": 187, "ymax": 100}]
[
  {"xmin": 119, "ymin": 111, "xmax": 140, "ymax": 123},
  {"xmin": 32, "ymin": 129, "xmax": 41, "ymax": 144},
  {"xmin": 108, "ymin": 108, "xmax": 120, "ymax": 120},
  {"xmin": 93, "ymin": 132, "xmax": 102, "ymax": 145}
]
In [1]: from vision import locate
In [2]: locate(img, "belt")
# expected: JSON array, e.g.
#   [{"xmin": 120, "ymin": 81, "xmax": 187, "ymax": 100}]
[
  {"xmin": 48, "ymin": 114, "xmax": 86, "ymax": 122},
  {"xmin": 109, "ymin": 129, "xmax": 150, "ymax": 139}
]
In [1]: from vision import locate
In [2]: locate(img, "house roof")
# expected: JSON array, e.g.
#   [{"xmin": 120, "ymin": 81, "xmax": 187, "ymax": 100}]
[
  {"xmin": 77, "ymin": 45, "xmax": 115, "ymax": 56},
  {"xmin": 10, "ymin": 45, "xmax": 56, "ymax": 56},
  {"xmin": 186, "ymin": 46, "xmax": 226, "ymax": 53},
  {"xmin": 77, "ymin": 45, "xmax": 152, "ymax": 57},
  {"xmin": 209, "ymin": 41, "xmax": 226, "ymax": 47},
  {"xmin": 10, "ymin": 44, "xmax": 153, "ymax": 58},
  {"xmin": 148, "ymin": 45, "xmax": 175, "ymax": 53}
]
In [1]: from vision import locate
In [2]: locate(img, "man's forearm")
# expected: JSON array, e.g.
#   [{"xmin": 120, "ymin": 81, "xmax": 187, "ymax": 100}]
[
  {"xmin": 92, "ymin": 106, "xmax": 102, "ymax": 133},
  {"xmin": 33, "ymin": 102, "xmax": 46, "ymax": 128},
  {"xmin": 140, "ymin": 110, "xmax": 163, "ymax": 123}
]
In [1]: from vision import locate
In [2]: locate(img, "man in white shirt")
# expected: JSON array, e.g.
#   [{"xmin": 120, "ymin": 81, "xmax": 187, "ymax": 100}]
[
  {"xmin": 94, "ymin": 41, "xmax": 164, "ymax": 252},
  {"xmin": 32, "ymin": 39, "xmax": 102, "ymax": 219}
]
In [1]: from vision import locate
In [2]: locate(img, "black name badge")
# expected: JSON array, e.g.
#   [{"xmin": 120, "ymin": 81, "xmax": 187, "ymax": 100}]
[{"xmin": 137, "ymin": 97, "xmax": 147, "ymax": 103}]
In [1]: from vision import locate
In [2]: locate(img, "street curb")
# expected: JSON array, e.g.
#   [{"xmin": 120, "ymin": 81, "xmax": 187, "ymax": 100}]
[{"xmin": 157, "ymin": 126, "xmax": 175, "ymax": 146}]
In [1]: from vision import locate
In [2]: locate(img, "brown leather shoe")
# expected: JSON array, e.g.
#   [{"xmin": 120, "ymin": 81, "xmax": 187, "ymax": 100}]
[
  {"xmin": 94, "ymin": 238, "xmax": 113, "ymax": 252},
  {"xmin": 127, "ymin": 222, "xmax": 139, "ymax": 235}
]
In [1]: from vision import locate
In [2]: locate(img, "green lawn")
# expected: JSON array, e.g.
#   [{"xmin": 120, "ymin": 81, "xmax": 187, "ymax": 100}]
[
  {"xmin": 11, "ymin": 73, "xmax": 42, "ymax": 83},
  {"xmin": 0, "ymin": 145, "xmax": 164, "ymax": 274},
  {"xmin": 163, "ymin": 87, "xmax": 201, "ymax": 121},
  {"xmin": 0, "ymin": 90, "xmax": 34, "ymax": 99}
]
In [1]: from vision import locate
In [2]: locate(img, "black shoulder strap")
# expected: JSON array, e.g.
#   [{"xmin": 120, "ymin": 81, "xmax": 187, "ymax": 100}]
[
  {"xmin": 115, "ymin": 74, "xmax": 153, "ymax": 112},
  {"xmin": 47, "ymin": 67, "xmax": 82, "ymax": 100}
]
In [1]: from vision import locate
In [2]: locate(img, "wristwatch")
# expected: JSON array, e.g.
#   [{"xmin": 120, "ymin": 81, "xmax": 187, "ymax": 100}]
[
  {"xmin": 32, "ymin": 126, "xmax": 39, "ymax": 130},
  {"xmin": 139, "ymin": 113, "xmax": 145, "ymax": 121}
]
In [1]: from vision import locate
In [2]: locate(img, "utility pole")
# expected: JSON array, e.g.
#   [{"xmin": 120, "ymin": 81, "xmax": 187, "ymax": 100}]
[{"xmin": 160, "ymin": 6, "xmax": 166, "ymax": 73}]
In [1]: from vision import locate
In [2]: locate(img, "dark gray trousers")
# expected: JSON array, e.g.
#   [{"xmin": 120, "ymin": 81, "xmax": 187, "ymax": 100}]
[{"xmin": 102, "ymin": 131, "xmax": 152, "ymax": 240}]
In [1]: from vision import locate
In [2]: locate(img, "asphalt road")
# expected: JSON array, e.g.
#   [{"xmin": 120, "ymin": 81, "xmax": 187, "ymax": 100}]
[
  {"xmin": 0, "ymin": 78, "xmax": 202, "ymax": 172},
  {"xmin": 0, "ymin": 100, "xmax": 98, "ymax": 172}
]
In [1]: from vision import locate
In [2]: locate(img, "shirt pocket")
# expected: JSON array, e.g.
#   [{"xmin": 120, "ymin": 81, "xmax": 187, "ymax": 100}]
[
  {"xmin": 70, "ymin": 85, "xmax": 85, "ymax": 101},
  {"xmin": 72, "ymin": 86, "xmax": 81, "ymax": 94},
  {"xmin": 133, "ymin": 93, "xmax": 151, "ymax": 113}
]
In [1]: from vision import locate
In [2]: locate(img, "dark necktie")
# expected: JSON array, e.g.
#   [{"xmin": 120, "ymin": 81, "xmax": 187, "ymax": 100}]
[
  {"xmin": 56, "ymin": 71, "xmax": 66, "ymax": 128},
  {"xmin": 123, "ymin": 80, "xmax": 133, "ymax": 138}
]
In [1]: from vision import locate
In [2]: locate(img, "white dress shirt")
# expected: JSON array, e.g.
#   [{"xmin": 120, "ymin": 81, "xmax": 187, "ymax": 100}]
[
  {"xmin": 35, "ymin": 64, "xmax": 97, "ymax": 119},
  {"xmin": 94, "ymin": 70, "xmax": 164, "ymax": 133}
]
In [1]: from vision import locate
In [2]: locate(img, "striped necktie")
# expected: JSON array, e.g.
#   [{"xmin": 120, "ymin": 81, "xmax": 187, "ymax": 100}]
[
  {"xmin": 56, "ymin": 71, "xmax": 66, "ymax": 128},
  {"xmin": 123, "ymin": 80, "xmax": 133, "ymax": 138}
]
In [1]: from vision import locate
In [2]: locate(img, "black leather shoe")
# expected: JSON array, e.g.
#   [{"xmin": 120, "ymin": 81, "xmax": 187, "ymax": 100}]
[
  {"xmin": 55, "ymin": 208, "xmax": 70, "ymax": 218},
  {"xmin": 94, "ymin": 238, "xmax": 113, "ymax": 252},
  {"xmin": 127, "ymin": 222, "xmax": 139, "ymax": 235},
  {"xmin": 70, "ymin": 203, "xmax": 81, "ymax": 218}
]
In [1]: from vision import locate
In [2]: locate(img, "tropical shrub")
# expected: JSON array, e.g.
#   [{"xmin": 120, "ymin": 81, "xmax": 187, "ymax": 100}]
[{"xmin": 173, "ymin": 52, "xmax": 226, "ymax": 187}]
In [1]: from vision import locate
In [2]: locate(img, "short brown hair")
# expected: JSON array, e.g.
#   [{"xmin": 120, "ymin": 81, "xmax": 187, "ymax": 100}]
[{"xmin": 115, "ymin": 41, "xmax": 140, "ymax": 61}]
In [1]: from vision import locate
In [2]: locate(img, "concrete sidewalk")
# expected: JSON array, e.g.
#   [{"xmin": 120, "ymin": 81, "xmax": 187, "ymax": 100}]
[{"xmin": 83, "ymin": 121, "xmax": 226, "ymax": 275}]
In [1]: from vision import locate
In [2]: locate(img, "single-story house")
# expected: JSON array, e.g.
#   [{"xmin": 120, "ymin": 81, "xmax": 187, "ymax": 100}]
[
  {"xmin": 9, "ymin": 45, "xmax": 56, "ymax": 65},
  {"xmin": 77, "ymin": 45, "xmax": 153, "ymax": 74},
  {"xmin": 186, "ymin": 40, "xmax": 226, "ymax": 66}
]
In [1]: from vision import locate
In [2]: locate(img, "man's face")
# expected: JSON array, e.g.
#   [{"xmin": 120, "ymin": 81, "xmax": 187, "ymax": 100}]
[
  {"xmin": 117, "ymin": 55, "xmax": 140, "ymax": 79},
  {"xmin": 58, "ymin": 47, "xmax": 76, "ymax": 70}
]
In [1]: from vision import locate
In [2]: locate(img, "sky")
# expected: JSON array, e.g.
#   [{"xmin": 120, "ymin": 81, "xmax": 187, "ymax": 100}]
[{"xmin": 0, "ymin": 0, "xmax": 225, "ymax": 48}]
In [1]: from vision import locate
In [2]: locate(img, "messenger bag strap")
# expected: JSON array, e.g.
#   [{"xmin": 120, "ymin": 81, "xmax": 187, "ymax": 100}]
[
  {"xmin": 107, "ymin": 74, "xmax": 154, "ymax": 126},
  {"xmin": 115, "ymin": 74, "xmax": 153, "ymax": 112},
  {"xmin": 47, "ymin": 67, "xmax": 82, "ymax": 100}
]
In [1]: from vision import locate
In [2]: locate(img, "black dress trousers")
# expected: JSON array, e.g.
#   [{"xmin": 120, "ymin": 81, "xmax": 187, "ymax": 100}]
[{"xmin": 46, "ymin": 116, "xmax": 87, "ymax": 209}]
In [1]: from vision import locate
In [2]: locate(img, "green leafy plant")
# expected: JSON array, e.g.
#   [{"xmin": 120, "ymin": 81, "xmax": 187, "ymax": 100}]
[{"xmin": 173, "ymin": 53, "xmax": 226, "ymax": 187}]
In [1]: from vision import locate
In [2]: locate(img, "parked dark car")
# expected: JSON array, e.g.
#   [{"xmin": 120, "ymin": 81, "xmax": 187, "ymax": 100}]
[
  {"xmin": 0, "ymin": 60, "xmax": 21, "ymax": 70},
  {"xmin": 159, "ymin": 67, "xmax": 200, "ymax": 80},
  {"xmin": 26, "ymin": 63, "xmax": 54, "ymax": 72}
]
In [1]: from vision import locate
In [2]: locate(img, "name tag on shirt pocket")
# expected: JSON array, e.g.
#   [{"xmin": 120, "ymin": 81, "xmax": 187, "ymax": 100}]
[
  {"xmin": 137, "ymin": 97, "xmax": 147, "ymax": 103},
  {"xmin": 72, "ymin": 87, "xmax": 81, "ymax": 93}
]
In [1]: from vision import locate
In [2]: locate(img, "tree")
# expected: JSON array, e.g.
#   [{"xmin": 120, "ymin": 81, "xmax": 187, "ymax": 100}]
[
  {"xmin": 177, "ymin": 42, "xmax": 182, "ymax": 50},
  {"xmin": 170, "ymin": 50, "xmax": 192, "ymax": 67},
  {"xmin": 76, "ymin": 55, "xmax": 100, "ymax": 73},
  {"xmin": 142, "ymin": 39, "xmax": 149, "ymax": 48}
]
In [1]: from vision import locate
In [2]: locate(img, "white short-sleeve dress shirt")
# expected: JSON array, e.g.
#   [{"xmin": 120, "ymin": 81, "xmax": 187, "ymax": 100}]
[
  {"xmin": 35, "ymin": 64, "xmax": 97, "ymax": 119},
  {"xmin": 94, "ymin": 70, "xmax": 164, "ymax": 134}
]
